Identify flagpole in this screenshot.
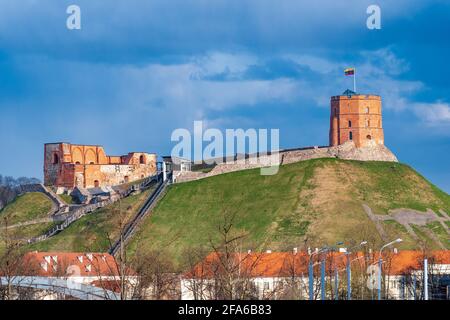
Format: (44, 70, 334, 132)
(353, 69, 357, 92)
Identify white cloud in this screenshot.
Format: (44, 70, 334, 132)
(413, 102, 450, 126)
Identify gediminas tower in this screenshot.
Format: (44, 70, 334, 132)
(329, 89, 384, 148)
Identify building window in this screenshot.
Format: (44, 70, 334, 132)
(348, 120, 352, 128)
(139, 155, 145, 164)
(264, 282, 270, 290)
(349, 131, 353, 140)
(75, 161, 81, 165)
(53, 153, 59, 164)
(94, 180, 100, 188)
(124, 176, 129, 183)
(365, 107, 369, 114)
(89, 162, 95, 165)
(367, 135, 372, 140)
(334, 108, 337, 116)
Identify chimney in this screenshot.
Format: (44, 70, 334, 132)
(339, 248, 347, 253)
(247, 250, 252, 254)
(44, 256, 51, 264)
(86, 264, 92, 272)
(52, 256, 58, 263)
(293, 247, 298, 255)
(86, 253, 93, 261)
(77, 255, 83, 263)
(266, 250, 272, 254)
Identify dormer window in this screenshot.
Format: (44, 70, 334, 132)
(40, 262, 48, 272)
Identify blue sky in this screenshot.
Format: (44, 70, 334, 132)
(0, 0, 449, 192)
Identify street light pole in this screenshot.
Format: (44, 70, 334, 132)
(308, 259, 314, 301)
(424, 258, 429, 300)
(345, 241, 367, 300)
(321, 259, 326, 300)
(378, 238, 402, 300)
(346, 253, 351, 300)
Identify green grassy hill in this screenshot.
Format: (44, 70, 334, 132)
(0, 192, 55, 243)
(126, 158, 449, 265)
(28, 188, 154, 252)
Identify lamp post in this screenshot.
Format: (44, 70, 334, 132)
(308, 243, 342, 301)
(309, 247, 327, 300)
(346, 241, 367, 300)
(378, 238, 402, 300)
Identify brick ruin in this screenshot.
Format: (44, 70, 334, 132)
(44, 143, 157, 189)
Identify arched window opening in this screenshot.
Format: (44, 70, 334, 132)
(75, 161, 81, 165)
(124, 176, 129, 183)
(89, 162, 95, 165)
(367, 135, 372, 140)
(365, 107, 369, 114)
(53, 153, 59, 164)
(349, 131, 353, 140)
(139, 155, 145, 164)
(94, 180, 100, 188)
(348, 120, 352, 128)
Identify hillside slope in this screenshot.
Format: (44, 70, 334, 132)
(0, 192, 55, 246)
(27, 188, 155, 252)
(127, 158, 449, 264)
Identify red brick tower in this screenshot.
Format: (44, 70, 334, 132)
(329, 90, 384, 148)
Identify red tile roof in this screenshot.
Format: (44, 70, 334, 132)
(17, 252, 121, 277)
(184, 250, 450, 278)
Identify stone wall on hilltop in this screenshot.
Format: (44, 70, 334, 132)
(173, 141, 398, 183)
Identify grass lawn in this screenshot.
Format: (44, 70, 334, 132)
(28, 188, 154, 252)
(59, 194, 74, 205)
(0, 192, 53, 225)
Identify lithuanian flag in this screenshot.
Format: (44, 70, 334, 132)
(344, 68, 355, 76)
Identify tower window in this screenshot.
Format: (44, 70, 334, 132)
(53, 153, 59, 164)
(349, 131, 353, 140)
(367, 135, 372, 140)
(139, 155, 145, 164)
(334, 108, 337, 116)
(348, 120, 352, 128)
